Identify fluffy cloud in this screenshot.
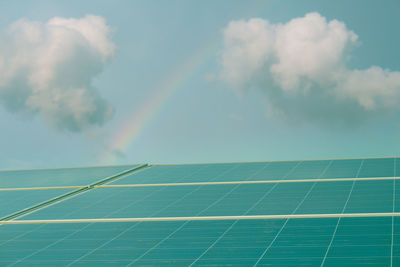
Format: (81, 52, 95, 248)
(220, 13, 400, 124)
(0, 15, 114, 132)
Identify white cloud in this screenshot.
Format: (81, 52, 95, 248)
(220, 12, 400, 124)
(337, 66, 400, 110)
(221, 18, 274, 89)
(271, 13, 357, 92)
(0, 15, 115, 132)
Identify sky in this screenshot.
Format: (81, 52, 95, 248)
(0, 0, 400, 169)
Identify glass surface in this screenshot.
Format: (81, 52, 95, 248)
(20, 180, 394, 220)
(0, 165, 138, 188)
(112, 158, 396, 185)
(0, 189, 72, 218)
(0, 217, 396, 266)
(0, 158, 398, 266)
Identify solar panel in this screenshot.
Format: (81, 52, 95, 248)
(15, 180, 392, 220)
(357, 158, 395, 178)
(0, 165, 139, 188)
(110, 158, 395, 185)
(0, 189, 71, 218)
(0, 157, 399, 266)
(0, 218, 398, 265)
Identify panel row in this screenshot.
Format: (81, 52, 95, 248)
(0, 189, 72, 219)
(112, 158, 397, 185)
(0, 217, 398, 266)
(0, 165, 139, 219)
(0, 159, 396, 188)
(19, 180, 399, 220)
(0, 165, 138, 188)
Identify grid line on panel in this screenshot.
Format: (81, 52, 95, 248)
(1, 176, 399, 192)
(280, 161, 303, 179)
(66, 163, 244, 266)
(253, 160, 332, 266)
(2, 212, 400, 225)
(2, 158, 397, 265)
(187, 162, 286, 266)
(391, 157, 396, 267)
(0, 165, 145, 191)
(0, 158, 400, 265)
(0, 178, 162, 248)
(10, 164, 205, 266)
(126, 188, 238, 265)
(0, 164, 149, 222)
(0, 190, 43, 211)
(188, 160, 306, 266)
(8, 184, 166, 266)
(0, 187, 91, 222)
(125, 162, 279, 266)
(87, 164, 150, 187)
(187, 188, 277, 266)
(320, 181, 356, 265)
(254, 182, 317, 266)
(5, 165, 152, 266)
(320, 159, 364, 266)
(95, 176, 400, 188)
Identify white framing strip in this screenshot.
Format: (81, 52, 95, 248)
(1, 176, 399, 191)
(97, 177, 400, 188)
(1, 212, 400, 224)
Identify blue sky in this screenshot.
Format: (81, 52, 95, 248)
(0, 0, 400, 169)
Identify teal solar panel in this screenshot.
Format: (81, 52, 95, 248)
(19, 179, 395, 220)
(111, 158, 396, 185)
(357, 158, 395, 178)
(320, 159, 363, 178)
(0, 218, 398, 266)
(0, 157, 398, 266)
(396, 180, 400, 212)
(0, 165, 138, 188)
(0, 189, 71, 218)
(111, 163, 248, 185)
(284, 160, 331, 179)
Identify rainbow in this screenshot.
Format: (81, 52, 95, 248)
(102, 41, 218, 163)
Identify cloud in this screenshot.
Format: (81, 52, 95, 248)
(0, 15, 115, 132)
(220, 12, 400, 125)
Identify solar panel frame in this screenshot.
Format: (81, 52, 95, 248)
(0, 217, 397, 266)
(15, 179, 394, 220)
(0, 189, 72, 219)
(110, 158, 397, 185)
(0, 157, 398, 266)
(0, 164, 140, 189)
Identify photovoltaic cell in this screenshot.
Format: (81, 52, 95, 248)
(0, 157, 398, 266)
(357, 158, 395, 178)
(0, 189, 71, 218)
(320, 159, 363, 178)
(0, 165, 138, 188)
(19, 179, 395, 220)
(0, 217, 398, 266)
(111, 163, 249, 185)
(396, 180, 400, 212)
(111, 158, 396, 185)
(284, 160, 331, 179)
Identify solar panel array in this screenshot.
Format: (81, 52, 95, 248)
(0, 158, 399, 266)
